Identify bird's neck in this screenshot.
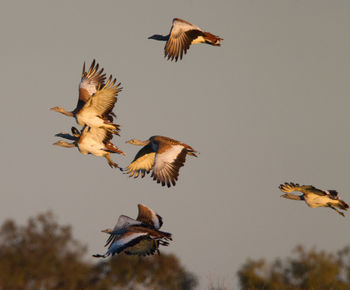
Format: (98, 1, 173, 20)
(56, 141, 76, 148)
(284, 193, 302, 200)
(133, 139, 150, 146)
(55, 107, 74, 117)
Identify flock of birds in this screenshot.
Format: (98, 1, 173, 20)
(51, 18, 348, 258)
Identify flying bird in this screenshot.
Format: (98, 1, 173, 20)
(50, 60, 121, 134)
(93, 204, 171, 258)
(279, 182, 349, 217)
(148, 18, 223, 61)
(123, 136, 198, 187)
(53, 126, 125, 168)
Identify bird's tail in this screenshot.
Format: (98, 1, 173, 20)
(336, 200, 349, 210)
(105, 142, 125, 155)
(203, 32, 223, 46)
(158, 230, 172, 241)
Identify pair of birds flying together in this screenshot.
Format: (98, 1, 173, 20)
(280, 182, 349, 217)
(51, 59, 198, 187)
(51, 60, 124, 168)
(93, 204, 172, 258)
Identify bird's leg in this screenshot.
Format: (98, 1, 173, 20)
(104, 154, 119, 169)
(328, 204, 345, 217)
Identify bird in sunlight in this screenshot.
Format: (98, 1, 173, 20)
(50, 60, 121, 134)
(148, 18, 223, 62)
(279, 182, 349, 217)
(53, 126, 125, 168)
(93, 204, 172, 258)
(123, 136, 198, 187)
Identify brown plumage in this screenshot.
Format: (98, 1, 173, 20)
(123, 136, 198, 187)
(53, 126, 125, 168)
(279, 182, 349, 217)
(148, 18, 223, 61)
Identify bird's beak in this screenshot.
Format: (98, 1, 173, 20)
(101, 229, 110, 233)
(280, 194, 287, 198)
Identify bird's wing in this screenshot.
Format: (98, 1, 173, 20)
(107, 232, 149, 255)
(279, 182, 326, 196)
(124, 238, 159, 256)
(104, 215, 142, 247)
(82, 76, 121, 117)
(165, 18, 204, 61)
(152, 144, 187, 187)
(79, 60, 106, 102)
(114, 215, 141, 230)
(124, 144, 156, 178)
(81, 126, 112, 144)
(136, 204, 163, 229)
(74, 60, 106, 114)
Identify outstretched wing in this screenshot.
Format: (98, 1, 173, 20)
(279, 182, 327, 196)
(104, 215, 142, 248)
(136, 204, 163, 229)
(124, 144, 156, 178)
(75, 60, 106, 112)
(82, 76, 121, 117)
(165, 18, 204, 61)
(152, 143, 187, 187)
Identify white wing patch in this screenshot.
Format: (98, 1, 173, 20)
(107, 232, 148, 255)
(172, 19, 202, 36)
(80, 79, 98, 96)
(114, 215, 142, 230)
(154, 145, 184, 171)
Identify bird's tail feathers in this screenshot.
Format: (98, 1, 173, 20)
(337, 200, 349, 210)
(203, 32, 223, 46)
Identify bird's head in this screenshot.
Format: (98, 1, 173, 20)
(50, 106, 64, 113)
(52, 140, 75, 148)
(148, 34, 167, 41)
(53, 140, 66, 146)
(101, 228, 113, 234)
(126, 138, 148, 146)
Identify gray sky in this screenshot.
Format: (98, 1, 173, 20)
(1, 0, 350, 288)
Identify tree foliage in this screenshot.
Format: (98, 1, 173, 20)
(237, 245, 350, 290)
(0, 212, 197, 290)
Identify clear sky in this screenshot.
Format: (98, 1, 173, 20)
(1, 0, 350, 288)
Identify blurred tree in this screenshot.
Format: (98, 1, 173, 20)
(237, 245, 350, 290)
(91, 254, 197, 290)
(0, 212, 197, 290)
